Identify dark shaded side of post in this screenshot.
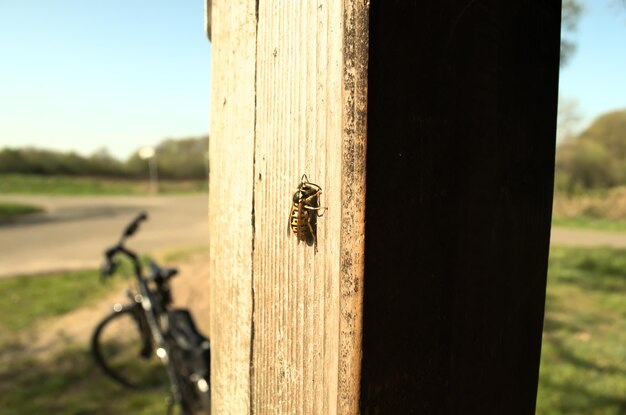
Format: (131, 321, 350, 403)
(360, 1, 561, 414)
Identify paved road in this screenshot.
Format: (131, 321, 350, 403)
(0, 195, 209, 278)
(2, 194, 624, 278)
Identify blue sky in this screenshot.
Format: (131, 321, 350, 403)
(0, 1, 211, 159)
(0, 1, 623, 160)
(559, 0, 626, 133)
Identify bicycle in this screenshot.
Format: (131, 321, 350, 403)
(91, 212, 211, 414)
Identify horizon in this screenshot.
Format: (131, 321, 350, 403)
(0, 1, 211, 160)
(1, 0, 624, 160)
(0, 133, 209, 162)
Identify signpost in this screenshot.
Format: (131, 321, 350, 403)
(138, 146, 158, 194)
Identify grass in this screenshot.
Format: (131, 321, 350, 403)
(552, 216, 626, 232)
(537, 246, 626, 414)
(0, 344, 167, 415)
(0, 269, 114, 333)
(0, 173, 207, 195)
(3, 245, 625, 414)
(0, 265, 170, 414)
(0, 201, 43, 221)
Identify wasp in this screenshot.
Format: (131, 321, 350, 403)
(289, 174, 327, 249)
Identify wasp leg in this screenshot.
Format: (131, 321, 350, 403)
(302, 190, 326, 216)
(303, 190, 321, 200)
(303, 206, 328, 216)
(304, 205, 327, 217)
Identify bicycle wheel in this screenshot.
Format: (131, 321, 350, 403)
(91, 304, 168, 389)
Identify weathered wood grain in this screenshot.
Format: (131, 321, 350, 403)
(207, 0, 257, 413)
(208, 1, 368, 414)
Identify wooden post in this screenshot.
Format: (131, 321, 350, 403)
(207, 0, 257, 411)
(208, 1, 368, 413)
(208, 1, 560, 414)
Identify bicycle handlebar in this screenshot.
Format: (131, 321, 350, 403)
(101, 212, 148, 278)
(122, 212, 148, 239)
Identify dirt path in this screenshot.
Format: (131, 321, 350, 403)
(0, 194, 213, 365)
(5, 194, 626, 362)
(550, 227, 626, 248)
(12, 223, 626, 366)
(23, 251, 211, 361)
(0, 195, 209, 278)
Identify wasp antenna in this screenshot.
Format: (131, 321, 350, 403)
(301, 174, 309, 183)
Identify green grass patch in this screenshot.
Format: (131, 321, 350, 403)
(0, 174, 206, 195)
(0, 269, 117, 333)
(0, 201, 43, 220)
(0, 345, 167, 415)
(537, 246, 626, 414)
(0, 262, 173, 414)
(552, 216, 626, 232)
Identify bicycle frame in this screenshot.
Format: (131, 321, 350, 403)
(109, 245, 186, 409)
(98, 213, 209, 414)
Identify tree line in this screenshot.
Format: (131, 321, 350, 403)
(0, 136, 209, 180)
(556, 110, 626, 194)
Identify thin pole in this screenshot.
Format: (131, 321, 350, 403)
(148, 156, 159, 194)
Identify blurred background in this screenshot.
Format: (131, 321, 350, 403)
(539, 2, 626, 414)
(0, 2, 213, 414)
(1, 0, 625, 414)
